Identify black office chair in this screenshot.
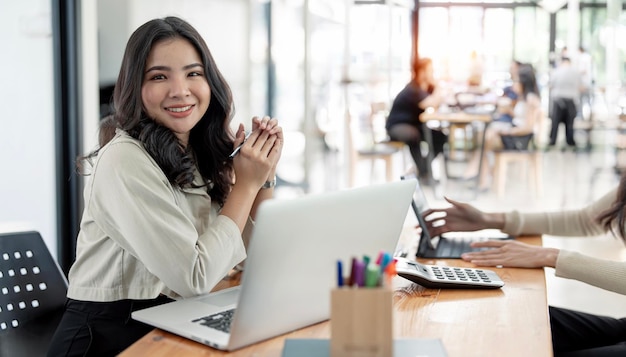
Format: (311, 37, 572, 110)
(0, 231, 68, 357)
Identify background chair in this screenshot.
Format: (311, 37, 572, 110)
(347, 102, 409, 186)
(492, 133, 543, 198)
(368, 101, 410, 167)
(0, 231, 68, 357)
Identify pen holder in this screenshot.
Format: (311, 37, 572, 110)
(330, 288, 393, 357)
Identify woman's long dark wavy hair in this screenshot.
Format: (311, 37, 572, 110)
(596, 173, 626, 242)
(79, 17, 235, 206)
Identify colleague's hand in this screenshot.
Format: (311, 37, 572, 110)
(461, 240, 559, 269)
(422, 197, 500, 237)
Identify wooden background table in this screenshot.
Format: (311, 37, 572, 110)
(420, 110, 493, 196)
(120, 235, 551, 357)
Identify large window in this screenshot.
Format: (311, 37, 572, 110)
(419, 3, 550, 89)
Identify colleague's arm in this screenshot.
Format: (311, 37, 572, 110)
(423, 187, 615, 238)
(462, 240, 559, 268)
(502, 188, 615, 236)
(462, 240, 626, 295)
(422, 197, 505, 237)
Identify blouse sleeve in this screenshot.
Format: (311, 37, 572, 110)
(87, 141, 246, 298)
(502, 188, 616, 237)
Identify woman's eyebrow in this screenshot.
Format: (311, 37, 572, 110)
(145, 63, 202, 73)
(184, 63, 203, 70)
(145, 65, 170, 73)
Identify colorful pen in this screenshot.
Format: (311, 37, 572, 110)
(229, 131, 253, 158)
(354, 260, 366, 287)
(363, 255, 371, 267)
(348, 257, 357, 286)
(337, 260, 344, 287)
(379, 252, 392, 274)
(365, 263, 380, 287)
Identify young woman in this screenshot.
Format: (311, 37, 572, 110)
(421, 178, 626, 355)
(466, 64, 541, 188)
(47, 16, 283, 356)
(386, 57, 448, 180)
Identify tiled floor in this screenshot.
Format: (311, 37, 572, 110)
(275, 123, 626, 318)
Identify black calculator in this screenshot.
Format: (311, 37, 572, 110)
(395, 257, 504, 289)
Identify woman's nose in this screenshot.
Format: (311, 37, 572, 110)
(169, 76, 191, 97)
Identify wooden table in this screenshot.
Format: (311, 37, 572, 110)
(120, 236, 551, 357)
(420, 110, 493, 196)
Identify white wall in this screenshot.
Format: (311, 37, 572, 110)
(0, 0, 57, 255)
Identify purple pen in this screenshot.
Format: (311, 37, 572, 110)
(354, 260, 366, 287)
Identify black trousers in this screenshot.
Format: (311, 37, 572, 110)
(387, 123, 447, 177)
(47, 295, 173, 357)
(549, 98, 577, 146)
(551, 306, 626, 356)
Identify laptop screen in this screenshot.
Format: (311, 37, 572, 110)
(400, 174, 436, 250)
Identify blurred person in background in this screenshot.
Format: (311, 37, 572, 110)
(465, 64, 541, 189)
(386, 57, 448, 181)
(548, 56, 582, 150)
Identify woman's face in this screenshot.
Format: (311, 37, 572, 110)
(141, 38, 211, 146)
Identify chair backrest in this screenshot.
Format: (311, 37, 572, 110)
(0, 231, 68, 357)
(368, 101, 391, 143)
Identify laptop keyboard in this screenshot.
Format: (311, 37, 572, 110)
(436, 237, 488, 257)
(192, 308, 235, 333)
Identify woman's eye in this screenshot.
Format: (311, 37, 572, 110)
(189, 71, 203, 77)
(150, 74, 166, 80)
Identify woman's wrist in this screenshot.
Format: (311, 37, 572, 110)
(543, 248, 560, 268)
(484, 212, 506, 230)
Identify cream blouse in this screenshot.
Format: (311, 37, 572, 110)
(67, 131, 250, 301)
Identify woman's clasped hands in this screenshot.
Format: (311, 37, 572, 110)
(231, 116, 283, 189)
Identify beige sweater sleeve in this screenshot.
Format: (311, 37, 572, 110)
(503, 187, 626, 294)
(502, 188, 616, 237)
(556, 251, 626, 295)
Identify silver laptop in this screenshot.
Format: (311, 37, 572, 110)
(132, 179, 416, 351)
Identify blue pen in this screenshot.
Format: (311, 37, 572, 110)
(337, 260, 344, 287)
(229, 131, 253, 158)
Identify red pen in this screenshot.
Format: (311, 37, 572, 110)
(348, 257, 357, 286)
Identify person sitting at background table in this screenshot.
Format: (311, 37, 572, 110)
(464, 64, 541, 189)
(47, 16, 283, 356)
(386, 57, 448, 181)
(421, 178, 626, 356)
